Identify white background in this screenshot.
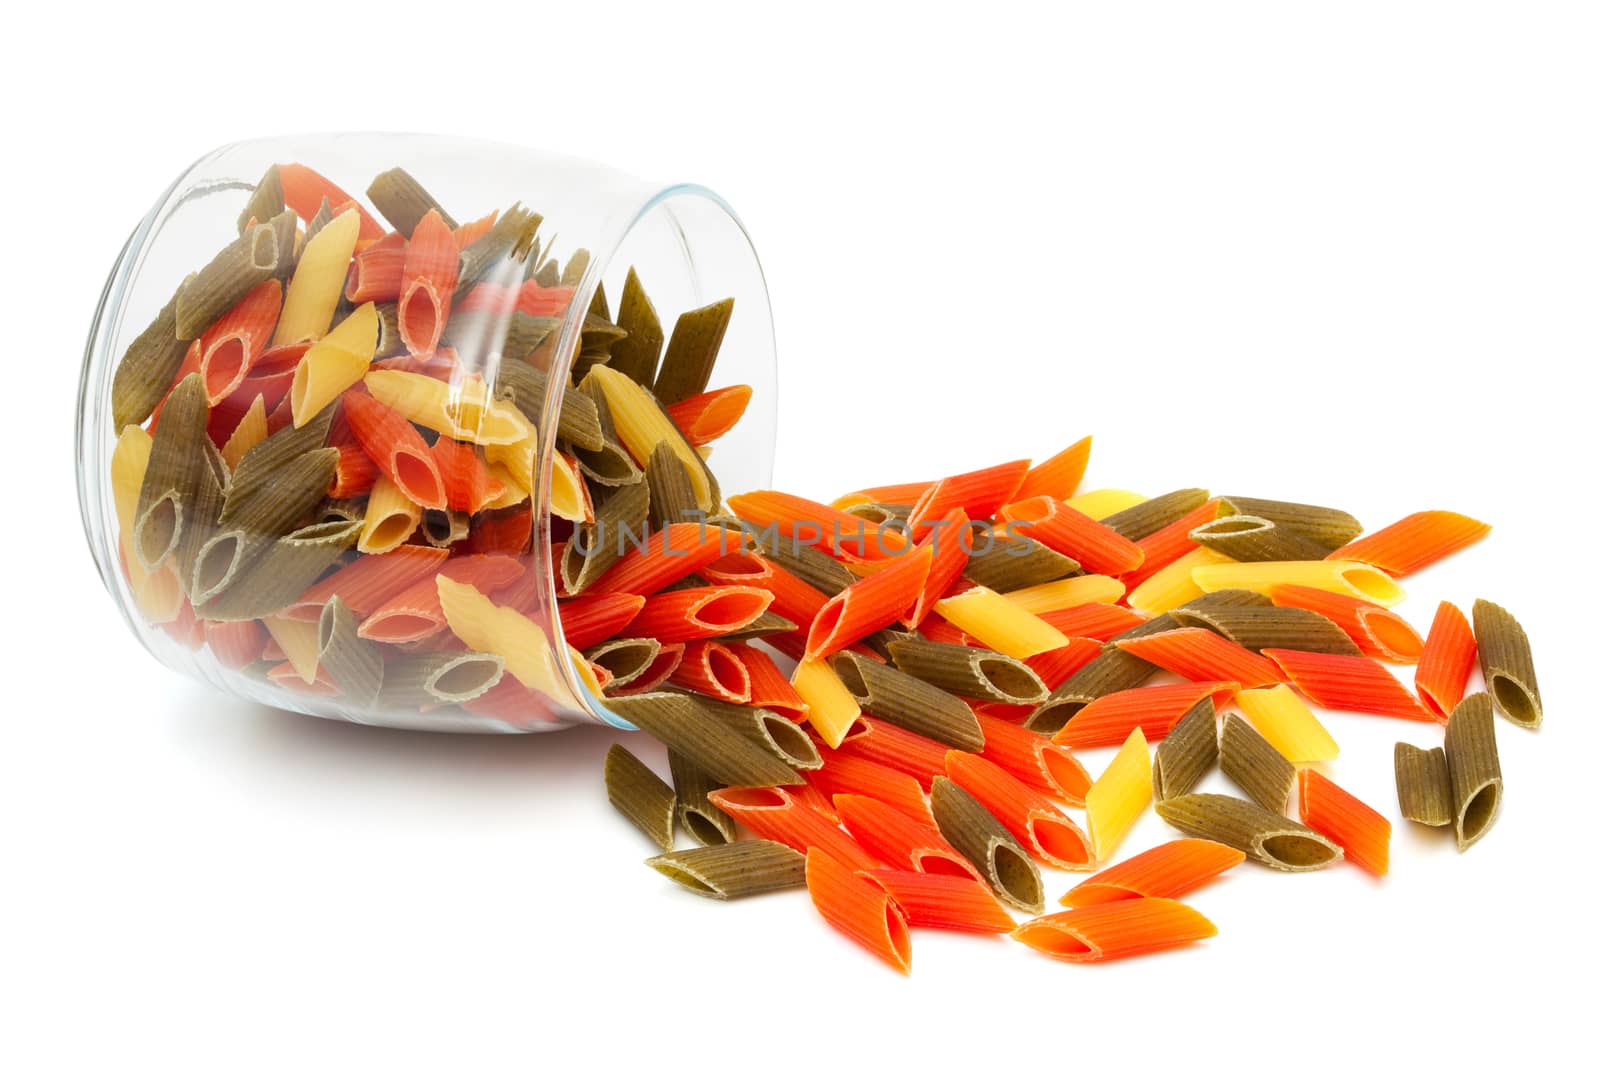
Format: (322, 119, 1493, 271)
(4, 2, 1597, 1063)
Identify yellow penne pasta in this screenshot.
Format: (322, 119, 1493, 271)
(1127, 546, 1231, 615)
(291, 302, 378, 427)
(1191, 560, 1405, 608)
(364, 369, 529, 446)
(263, 615, 321, 685)
(585, 365, 713, 510)
(358, 475, 421, 554)
(549, 453, 589, 522)
(481, 405, 538, 493)
(1003, 574, 1125, 615)
(790, 658, 861, 749)
(110, 426, 182, 623)
(220, 394, 268, 471)
(1233, 684, 1339, 763)
(436, 575, 563, 696)
(1085, 726, 1151, 863)
(482, 462, 530, 509)
(569, 645, 608, 701)
(934, 586, 1069, 659)
(274, 209, 360, 345)
(1064, 488, 1146, 519)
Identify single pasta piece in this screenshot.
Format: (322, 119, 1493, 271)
(666, 384, 753, 447)
(973, 713, 1092, 805)
(1053, 682, 1238, 749)
(1394, 743, 1453, 827)
(807, 751, 929, 826)
(863, 869, 1015, 933)
(804, 848, 912, 974)
(587, 365, 716, 511)
(1013, 435, 1092, 502)
(944, 751, 1094, 871)
(1261, 648, 1435, 723)
(363, 369, 527, 446)
(1101, 488, 1212, 541)
(654, 297, 735, 406)
(806, 545, 933, 659)
(276, 163, 383, 242)
(1190, 559, 1405, 608)
(198, 280, 282, 405)
(1414, 601, 1477, 721)
(274, 209, 361, 346)
(1218, 713, 1297, 814)
(397, 210, 459, 358)
(831, 651, 983, 751)
(588, 523, 747, 597)
(1038, 602, 1148, 642)
(1213, 495, 1362, 551)
(1003, 574, 1125, 615)
(430, 435, 505, 515)
(961, 530, 1079, 593)
(1188, 514, 1331, 563)
(290, 301, 378, 427)
(1120, 498, 1224, 591)
(1064, 488, 1147, 520)
(219, 394, 269, 471)
(998, 495, 1144, 575)
(906, 459, 1031, 534)
(929, 776, 1046, 914)
(341, 388, 447, 510)
(1167, 590, 1360, 656)
(902, 506, 973, 628)
(645, 840, 805, 900)
(344, 231, 406, 302)
(1444, 694, 1503, 850)
(1084, 727, 1152, 863)
(834, 794, 981, 880)
(590, 639, 664, 694)
(1269, 585, 1423, 663)
(1472, 599, 1542, 728)
(1151, 697, 1219, 802)
(1298, 769, 1390, 876)
(698, 702, 822, 771)
(1012, 899, 1217, 964)
(1156, 793, 1342, 872)
(830, 481, 935, 510)
(667, 749, 737, 846)
(603, 693, 802, 787)
(837, 715, 952, 787)
(1327, 510, 1491, 576)
(710, 787, 876, 870)
(701, 552, 829, 629)
(357, 475, 421, 554)
(759, 539, 857, 597)
(316, 596, 384, 707)
(604, 744, 677, 851)
(884, 639, 1049, 704)
(790, 658, 863, 748)
(1116, 626, 1287, 689)
(1126, 546, 1233, 615)
(932, 585, 1069, 660)
(1061, 839, 1245, 907)
(366, 166, 456, 235)
(671, 641, 754, 703)
(1233, 685, 1339, 763)
(557, 593, 647, 650)
(620, 586, 775, 643)
(379, 651, 505, 706)
(329, 443, 379, 499)
(729, 645, 809, 719)
(109, 427, 182, 623)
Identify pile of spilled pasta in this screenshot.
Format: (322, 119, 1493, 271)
(107, 163, 1541, 973)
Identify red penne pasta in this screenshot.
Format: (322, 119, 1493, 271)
(267, 661, 340, 695)
(452, 210, 497, 250)
(670, 640, 753, 702)
(805, 848, 912, 974)
(710, 786, 878, 871)
(728, 644, 809, 718)
(1298, 769, 1390, 876)
(1116, 627, 1287, 688)
(468, 506, 533, 555)
(587, 523, 747, 596)
(806, 750, 930, 826)
(328, 442, 380, 499)
(1118, 499, 1223, 592)
(863, 869, 1015, 933)
(282, 545, 450, 622)
(1414, 601, 1477, 720)
(1270, 585, 1424, 663)
(907, 459, 1030, 534)
(344, 230, 407, 302)
(836, 715, 953, 788)
(462, 676, 559, 728)
(917, 614, 982, 649)
(608, 642, 686, 697)
(901, 508, 972, 628)
(999, 495, 1144, 575)
(1026, 640, 1105, 688)
(452, 282, 516, 317)
(1262, 648, 1436, 722)
(1012, 898, 1217, 963)
(700, 552, 829, 628)
(341, 388, 447, 509)
(202, 619, 267, 671)
(726, 490, 909, 564)
(944, 751, 1094, 871)
(783, 782, 842, 825)
(619, 586, 775, 643)
(431, 435, 505, 514)
(397, 210, 458, 358)
(834, 794, 981, 880)
(1052, 682, 1238, 749)
(198, 280, 282, 405)
(358, 555, 524, 644)
(665, 384, 754, 448)
(805, 545, 933, 659)
(1327, 510, 1491, 576)
(276, 163, 384, 242)
(974, 712, 1093, 804)
(1061, 839, 1246, 907)
(830, 481, 934, 510)
(250, 341, 312, 378)
(1039, 602, 1149, 642)
(557, 593, 647, 650)
(1012, 435, 1092, 503)
(517, 281, 575, 318)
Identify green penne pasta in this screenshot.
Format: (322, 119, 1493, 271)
(667, 749, 738, 846)
(493, 359, 604, 451)
(961, 531, 1079, 593)
(530, 255, 558, 287)
(1472, 599, 1542, 728)
(172, 440, 229, 595)
(380, 651, 505, 705)
(605, 744, 677, 851)
(219, 446, 339, 537)
(573, 376, 646, 487)
(722, 611, 798, 642)
(175, 209, 293, 339)
(193, 518, 361, 621)
(645, 840, 806, 900)
(132, 374, 211, 571)
(602, 693, 804, 787)
(1153, 696, 1219, 802)
(1394, 743, 1452, 827)
(1101, 488, 1211, 541)
(929, 776, 1046, 913)
(373, 302, 403, 358)
(587, 638, 663, 692)
(561, 478, 650, 595)
(843, 501, 913, 525)
(1099, 612, 1185, 648)
(1219, 713, 1296, 814)
(758, 539, 856, 597)
(884, 638, 1049, 705)
(111, 286, 191, 429)
(366, 166, 456, 236)
(560, 248, 591, 287)
(317, 595, 385, 707)
(456, 204, 541, 291)
(606, 267, 666, 386)
(695, 697, 823, 771)
(1156, 793, 1342, 872)
(1026, 617, 1180, 733)
(227, 405, 335, 508)
(1189, 515, 1330, 562)
(832, 650, 984, 751)
(422, 508, 469, 549)
(1445, 693, 1503, 850)
(236, 164, 284, 234)
(317, 497, 367, 525)
(1214, 495, 1362, 552)
(303, 197, 335, 248)
(646, 442, 703, 526)
(1168, 596, 1359, 656)
(580, 314, 627, 359)
(653, 297, 735, 406)
(588, 280, 610, 322)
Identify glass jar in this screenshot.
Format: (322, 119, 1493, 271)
(76, 133, 776, 733)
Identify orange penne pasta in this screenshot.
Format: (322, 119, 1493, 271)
(901, 507, 972, 629)
(944, 751, 1094, 871)
(1116, 627, 1287, 688)
(608, 641, 686, 697)
(430, 435, 505, 514)
(344, 230, 407, 302)
(620, 586, 774, 643)
(282, 544, 450, 622)
(700, 552, 829, 628)
(805, 848, 912, 974)
(1262, 648, 1436, 722)
(358, 554, 524, 644)
(1038, 602, 1149, 642)
(556, 593, 647, 650)
(1013, 435, 1092, 503)
(276, 162, 384, 242)
(834, 794, 981, 880)
(587, 523, 747, 596)
(729, 644, 809, 718)
(1298, 769, 1390, 876)
(1012, 898, 1216, 963)
(666, 384, 753, 447)
(806, 750, 930, 826)
(397, 210, 458, 358)
(452, 210, 498, 249)
(999, 495, 1144, 575)
(805, 545, 933, 659)
(1270, 585, 1424, 663)
(515, 280, 575, 317)
(1119, 498, 1224, 591)
(862, 869, 1015, 933)
(341, 388, 447, 510)
(198, 280, 281, 405)
(1061, 839, 1246, 907)
(907, 459, 1030, 534)
(710, 786, 878, 871)
(837, 715, 953, 788)
(1053, 682, 1238, 749)
(830, 481, 935, 510)
(202, 619, 267, 671)
(1327, 510, 1490, 576)
(670, 640, 753, 702)
(727, 490, 909, 563)
(974, 712, 1092, 804)
(1415, 601, 1477, 720)
(328, 442, 380, 499)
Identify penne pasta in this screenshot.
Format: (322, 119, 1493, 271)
(807, 751, 930, 826)
(696, 698, 823, 771)
(1269, 585, 1423, 663)
(1126, 546, 1232, 616)
(558, 593, 647, 650)
(560, 479, 650, 596)
(665, 384, 753, 448)
(1191, 559, 1405, 608)
(1444, 693, 1503, 850)
(588, 639, 663, 693)
(276, 163, 383, 241)
(133, 374, 211, 571)
(396, 210, 459, 358)
(973, 712, 1092, 804)
(587, 523, 747, 597)
(197, 279, 282, 405)
(1232, 684, 1339, 763)
(1053, 682, 1237, 749)
(365, 166, 456, 236)
(1156, 793, 1342, 872)
(1394, 742, 1453, 827)
(437, 574, 565, 699)
(357, 475, 421, 554)
(379, 650, 505, 705)
(112, 289, 191, 430)
(605, 744, 677, 851)
(1024, 622, 1177, 734)
(1065, 488, 1147, 520)
(804, 848, 912, 974)
(262, 614, 321, 686)
(1151, 696, 1219, 803)
(833, 793, 980, 880)
(237, 164, 284, 234)
(1011, 899, 1217, 964)
(645, 441, 701, 526)
(1218, 713, 1296, 814)
(1298, 769, 1389, 876)
(1002, 574, 1125, 616)
(885, 638, 1049, 705)
(607, 641, 685, 697)
(340, 388, 446, 510)
(606, 267, 666, 385)
(620, 585, 774, 643)
(1169, 593, 1361, 656)
(709, 786, 875, 870)
(1472, 599, 1542, 728)
(944, 751, 1094, 871)
(273, 208, 360, 346)
(1116, 626, 1287, 689)
(901, 506, 973, 629)
(758, 538, 858, 597)
(928, 776, 1045, 914)
(1101, 488, 1211, 541)
(906, 459, 1031, 535)
(961, 530, 1079, 593)
(587, 365, 717, 512)
(289, 301, 378, 427)
(604, 693, 803, 787)
(931, 584, 1068, 659)
(862, 869, 1015, 933)
(1120, 498, 1224, 591)
(1328, 510, 1491, 576)
(700, 552, 829, 630)
(667, 749, 738, 847)
(838, 715, 954, 789)
(1213, 496, 1362, 552)
(670, 641, 753, 703)
(1415, 601, 1477, 721)
(1188, 514, 1330, 563)
(176, 213, 292, 341)
(1084, 727, 1152, 863)
(1262, 648, 1435, 722)
(790, 657, 863, 749)
(645, 840, 806, 900)
(1061, 839, 1245, 907)
(1013, 435, 1092, 503)
(999, 495, 1144, 575)
(831, 651, 983, 751)
(363, 369, 528, 446)
(807, 545, 933, 659)
(652, 297, 735, 406)
(315, 595, 385, 708)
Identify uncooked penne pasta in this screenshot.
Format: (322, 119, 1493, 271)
(1156, 793, 1342, 872)
(646, 442, 701, 526)
(1061, 839, 1245, 907)
(603, 693, 802, 787)
(237, 164, 284, 234)
(652, 297, 734, 406)
(1213, 495, 1362, 551)
(1151, 696, 1219, 803)
(862, 869, 1015, 933)
(605, 744, 677, 851)
(1025, 620, 1177, 734)
(696, 698, 823, 771)
(1014, 435, 1092, 503)
(831, 651, 983, 751)
(1002, 574, 1125, 615)
(667, 748, 737, 847)
(960, 531, 1079, 592)
(790, 657, 863, 749)
(1188, 515, 1330, 563)
(932, 584, 1068, 659)
(112, 289, 190, 430)
(1472, 599, 1542, 728)
(588, 638, 662, 693)
(1101, 488, 1211, 541)
(1054, 682, 1237, 749)
(606, 267, 666, 386)
(193, 519, 360, 621)
(1328, 510, 1491, 576)
(379, 650, 505, 705)
(929, 776, 1046, 914)
(1445, 693, 1503, 851)
(804, 848, 912, 974)
(1393, 742, 1453, 827)
(1415, 601, 1477, 721)
(290, 301, 378, 427)
(1219, 713, 1296, 814)
(358, 475, 422, 554)
(1298, 769, 1389, 876)
(1064, 488, 1147, 520)
(833, 793, 979, 880)
(945, 751, 1094, 871)
(560, 479, 650, 595)
(1116, 626, 1287, 689)
(1192, 559, 1405, 608)
(316, 596, 384, 708)
(363, 369, 527, 446)
(1126, 546, 1232, 615)
(1084, 727, 1152, 863)
(884, 639, 1049, 705)
(365, 166, 457, 236)
(177, 212, 293, 340)
(709, 787, 873, 870)
(274, 209, 360, 346)
(1233, 684, 1339, 763)
(1262, 648, 1434, 723)
(587, 365, 716, 511)
(1011, 898, 1217, 964)
(133, 374, 210, 571)
(1269, 585, 1423, 663)
(645, 840, 806, 900)
(1169, 595, 1360, 656)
